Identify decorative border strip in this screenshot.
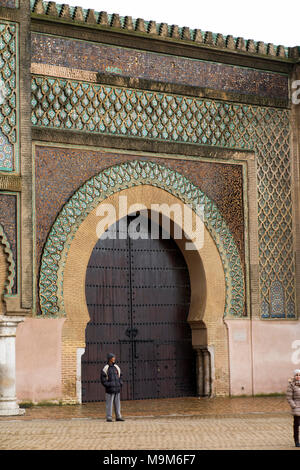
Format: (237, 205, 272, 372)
(0, 0, 18, 8)
(0, 174, 21, 191)
(0, 222, 15, 294)
(0, 19, 19, 172)
(31, 63, 98, 82)
(39, 160, 245, 318)
(30, 0, 299, 59)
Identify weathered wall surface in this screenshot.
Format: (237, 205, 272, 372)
(0, 1, 297, 401)
(15, 318, 65, 402)
(31, 32, 289, 102)
(226, 319, 300, 395)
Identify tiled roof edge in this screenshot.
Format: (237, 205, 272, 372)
(30, 0, 299, 60)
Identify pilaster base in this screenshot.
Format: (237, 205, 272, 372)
(0, 315, 25, 416)
(0, 407, 25, 416)
(0, 397, 25, 415)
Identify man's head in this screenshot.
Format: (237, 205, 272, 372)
(107, 353, 116, 364)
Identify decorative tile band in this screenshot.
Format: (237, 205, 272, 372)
(0, 20, 18, 172)
(31, 33, 289, 101)
(31, 63, 98, 83)
(39, 160, 245, 318)
(30, 75, 288, 149)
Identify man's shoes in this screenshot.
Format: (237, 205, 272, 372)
(106, 418, 113, 422)
(296, 442, 300, 447)
(116, 417, 125, 421)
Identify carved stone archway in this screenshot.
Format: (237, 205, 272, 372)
(38, 160, 245, 401)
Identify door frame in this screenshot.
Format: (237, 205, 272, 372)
(60, 183, 230, 401)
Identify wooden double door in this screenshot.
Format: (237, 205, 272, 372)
(81, 214, 196, 402)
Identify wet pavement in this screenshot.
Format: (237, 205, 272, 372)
(0, 395, 291, 421)
(0, 396, 298, 450)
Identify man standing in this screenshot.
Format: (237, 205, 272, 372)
(101, 353, 125, 422)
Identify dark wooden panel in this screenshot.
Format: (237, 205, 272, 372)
(82, 214, 196, 402)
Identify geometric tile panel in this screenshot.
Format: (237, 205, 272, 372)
(0, 129, 13, 171)
(39, 160, 245, 319)
(0, 20, 18, 171)
(269, 280, 285, 318)
(31, 76, 295, 318)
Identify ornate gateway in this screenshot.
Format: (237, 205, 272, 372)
(82, 215, 196, 401)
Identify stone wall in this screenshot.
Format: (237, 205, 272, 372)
(31, 33, 289, 102)
(3, 1, 299, 401)
(31, 72, 295, 319)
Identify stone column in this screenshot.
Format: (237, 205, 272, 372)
(202, 349, 211, 397)
(194, 347, 204, 397)
(194, 347, 211, 397)
(0, 316, 25, 415)
(76, 348, 85, 404)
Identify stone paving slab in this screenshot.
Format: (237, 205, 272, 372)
(0, 397, 297, 451)
(0, 414, 297, 450)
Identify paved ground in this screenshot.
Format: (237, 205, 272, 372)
(0, 397, 298, 450)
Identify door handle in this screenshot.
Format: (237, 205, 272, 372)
(125, 327, 131, 338)
(132, 327, 138, 338)
(125, 327, 139, 338)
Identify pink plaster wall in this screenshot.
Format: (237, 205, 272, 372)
(226, 319, 300, 396)
(15, 318, 65, 403)
(225, 319, 253, 395)
(251, 319, 300, 394)
(15, 316, 300, 401)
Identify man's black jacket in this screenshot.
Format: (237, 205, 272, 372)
(100, 363, 123, 394)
